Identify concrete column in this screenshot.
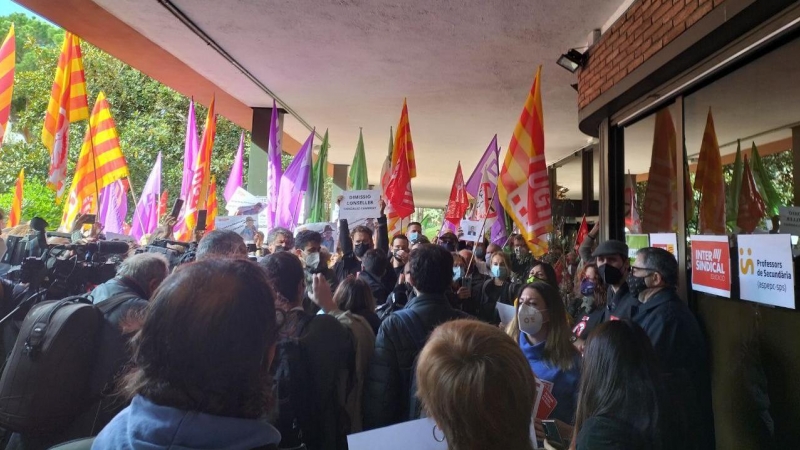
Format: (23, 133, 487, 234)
(329, 164, 349, 221)
(247, 107, 285, 196)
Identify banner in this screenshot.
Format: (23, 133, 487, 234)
(214, 215, 259, 243)
(458, 219, 482, 242)
(649, 233, 678, 260)
(295, 222, 338, 253)
(737, 234, 795, 309)
(339, 190, 382, 222)
(625, 234, 650, 264)
(690, 235, 731, 298)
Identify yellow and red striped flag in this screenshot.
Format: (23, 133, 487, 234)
(392, 99, 416, 178)
(694, 108, 726, 234)
(42, 31, 89, 201)
(206, 176, 218, 231)
(0, 25, 15, 149)
(60, 92, 129, 230)
(8, 168, 23, 227)
(176, 96, 216, 240)
(498, 66, 551, 257)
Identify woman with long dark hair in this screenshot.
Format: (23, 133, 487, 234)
(572, 320, 676, 450)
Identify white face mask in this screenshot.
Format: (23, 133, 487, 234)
(518, 303, 548, 336)
(304, 252, 320, 270)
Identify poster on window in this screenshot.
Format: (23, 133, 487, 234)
(625, 234, 650, 264)
(737, 234, 795, 309)
(690, 235, 731, 298)
(649, 233, 678, 260)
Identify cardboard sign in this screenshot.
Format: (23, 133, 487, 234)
(690, 235, 731, 298)
(625, 234, 650, 263)
(779, 206, 800, 236)
(339, 190, 382, 222)
(737, 234, 795, 309)
(649, 233, 678, 260)
(459, 219, 483, 242)
(215, 215, 259, 242)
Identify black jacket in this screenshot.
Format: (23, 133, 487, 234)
(333, 216, 390, 283)
(363, 293, 468, 429)
(478, 279, 521, 324)
(359, 271, 392, 306)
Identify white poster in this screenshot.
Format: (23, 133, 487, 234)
(649, 233, 678, 260)
(339, 190, 382, 222)
(737, 234, 795, 309)
(295, 222, 338, 253)
(779, 206, 800, 236)
(459, 219, 483, 242)
(224, 187, 259, 215)
(215, 215, 259, 243)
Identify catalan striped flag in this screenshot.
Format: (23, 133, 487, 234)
(206, 176, 218, 231)
(176, 96, 216, 240)
(8, 168, 23, 227)
(42, 32, 89, 201)
(498, 66, 551, 257)
(60, 92, 129, 230)
(0, 25, 15, 149)
(392, 99, 416, 178)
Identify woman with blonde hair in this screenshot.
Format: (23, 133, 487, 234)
(507, 281, 581, 445)
(416, 319, 536, 450)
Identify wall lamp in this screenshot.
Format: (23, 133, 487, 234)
(557, 49, 587, 73)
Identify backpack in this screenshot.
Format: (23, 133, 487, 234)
(272, 314, 316, 450)
(0, 292, 138, 434)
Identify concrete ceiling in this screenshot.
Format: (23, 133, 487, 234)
(90, 0, 627, 207)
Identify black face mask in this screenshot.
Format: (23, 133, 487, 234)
(598, 264, 623, 286)
(354, 243, 371, 258)
(273, 245, 287, 253)
(440, 242, 455, 252)
(627, 273, 650, 298)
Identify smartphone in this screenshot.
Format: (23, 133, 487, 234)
(196, 210, 208, 232)
(170, 198, 184, 219)
(542, 420, 564, 446)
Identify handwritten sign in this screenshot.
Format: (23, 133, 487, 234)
(779, 206, 800, 236)
(690, 235, 731, 298)
(737, 234, 795, 309)
(339, 190, 381, 222)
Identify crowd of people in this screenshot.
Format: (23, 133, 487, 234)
(0, 205, 716, 450)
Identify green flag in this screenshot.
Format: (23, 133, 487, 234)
(308, 129, 329, 223)
(725, 140, 743, 229)
(750, 142, 781, 217)
(349, 129, 368, 190)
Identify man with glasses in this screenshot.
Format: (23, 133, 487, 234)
(629, 246, 714, 449)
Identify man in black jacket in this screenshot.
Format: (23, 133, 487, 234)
(358, 249, 391, 305)
(363, 244, 469, 429)
(334, 200, 395, 290)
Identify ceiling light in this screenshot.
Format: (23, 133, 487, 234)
(557, 49, 587, 73)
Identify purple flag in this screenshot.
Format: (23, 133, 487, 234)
(266, 100, 283, 228)
(131, 152, 162, 240)
(465, 135, 499, 197)
(179, 100, 198, 201)
(275, 130, 314, 230)
(98, 180, 128, 234)
(223, 131, 245, 202)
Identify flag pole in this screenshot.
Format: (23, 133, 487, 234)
(126, 175, 146, 236)
(465, 182, 499, 276)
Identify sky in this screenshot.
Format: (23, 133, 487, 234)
(0, 0, 52, 23)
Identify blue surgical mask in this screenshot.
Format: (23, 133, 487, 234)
(491, 265, 508, 279)
(453, 267, 464, 281)
(409, 231, 419, 242)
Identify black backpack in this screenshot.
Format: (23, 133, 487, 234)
(272, 314, 316, 450)
(0, 292, 137, 434)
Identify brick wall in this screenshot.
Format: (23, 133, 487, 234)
(578, 0, 727, 109)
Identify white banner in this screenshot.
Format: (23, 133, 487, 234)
(215, 215, 259, 243)
(737, 234, 795, 309)
(459, 219, 483, 242)
(649, 233, 678, 260)
(339, 190, 382, 222)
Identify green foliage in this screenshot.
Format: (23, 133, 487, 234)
(0, 181, 62, 226)
(0, 14, 250, 225)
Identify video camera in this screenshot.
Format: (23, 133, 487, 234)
(136, 238, 197, 269)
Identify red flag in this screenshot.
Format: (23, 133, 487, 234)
(574, 216, 588, 252)
(158, 190, 168, 218)
(385, 131, 415, 218)
(444, 163, 469, 221)
(737, 156, 766, 233)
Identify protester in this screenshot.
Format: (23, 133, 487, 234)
(629, 247, 714, 450)
(510, 234, 534, 283)
(390, 234, 410, 275)
(266, 226, 294, 253)
(468, 239, 491, 276)
(294, 229, 338, 307)
(572, 320, 683, 450)
(416, 319, 537, 450)
(410, 234, 430, 249)
(92, 259, 282, 449)
(308, 275, 376, 432)
(569, 264, 608, 348)
(406, 221, 423, 244)
(378, 261, 413, 321)
(364, 244, 468, 429)
(506, 282, 581, 444)
(586, 238, 637, 335)
(437, 232, 459, 252)
(260, 252, 353, 449)
(335, 202, 391, 285)
(478, 251, 519, 324)
(450, 252, 482, 317)
(359, 249, 392, 306)
(529, 260, 559, 290)
(195, 229, 248, 260)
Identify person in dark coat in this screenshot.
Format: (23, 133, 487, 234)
(363, 244, 469, 429)
(358, 249, 392, 306)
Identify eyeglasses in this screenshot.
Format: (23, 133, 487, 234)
(631, 266, 657, 275)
